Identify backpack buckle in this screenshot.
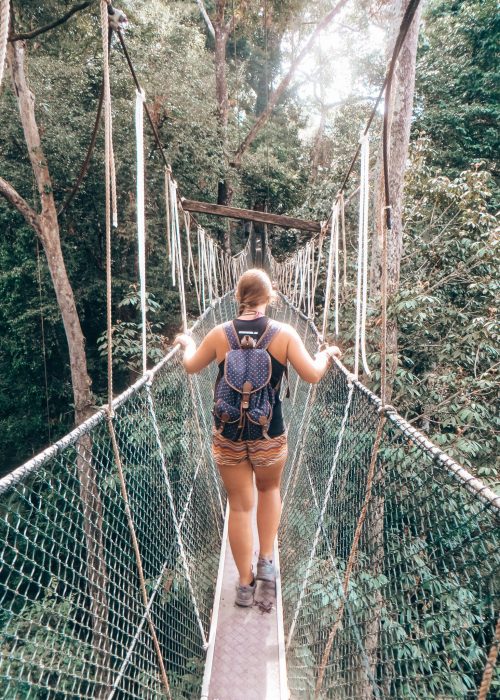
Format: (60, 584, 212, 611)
(241, 335, 256, 349)
(241, 381, 252, 409)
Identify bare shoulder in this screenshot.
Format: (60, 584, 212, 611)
(210, 324, 227, 341)
(275, 322, 299, 340)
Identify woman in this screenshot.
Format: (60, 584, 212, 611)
(175, 269, 340, 606)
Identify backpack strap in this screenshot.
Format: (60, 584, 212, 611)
(223, 321, 241, 350)
(256, 321, 281, 350)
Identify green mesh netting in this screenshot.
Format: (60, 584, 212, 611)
(277, 305, 500, 700)
(1, 293, 498, 699)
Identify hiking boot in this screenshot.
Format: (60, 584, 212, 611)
(256, 557, 276, 583)
(235, 578, 256, 607)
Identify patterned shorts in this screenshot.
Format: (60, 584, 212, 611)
(212, 431, 288, 469)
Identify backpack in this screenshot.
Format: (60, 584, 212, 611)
(213, 320, 282, 440)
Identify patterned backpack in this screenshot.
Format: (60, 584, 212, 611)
(213, 321, 281, 440)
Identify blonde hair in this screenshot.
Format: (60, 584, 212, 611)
(235, 269, 276, 315)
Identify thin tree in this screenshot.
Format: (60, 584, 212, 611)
(0, 31, 111, 695)
(195, 0, 247, 252)
(371, 0, 423, 391)
(196, 0, 349, 250)
(361, 1, 423, 695)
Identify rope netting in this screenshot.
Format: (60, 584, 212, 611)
(277, 306, 500, 700)
(0, 298, 235, 700)
(1, 293, 499, 699)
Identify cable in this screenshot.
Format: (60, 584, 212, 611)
(58, 80, 105, 216)
(101, 0, 114, 412)
(135, 89, 147, 375)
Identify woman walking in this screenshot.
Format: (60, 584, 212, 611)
(175, 269, 340, 606)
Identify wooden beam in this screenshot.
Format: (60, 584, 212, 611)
(181, 198, 322, 233)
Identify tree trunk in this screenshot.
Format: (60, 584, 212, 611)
(359, 3, 423, 696)
(214, 24, 229, 135)
(214, 24, 232, 250)
(5, 39, 111, 695)
(213, 5, 233, 251)
(370, 0, 423, 395)
(310, 109, 327, 185)
(7, 40, 92, 423)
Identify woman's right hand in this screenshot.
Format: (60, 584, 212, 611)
(174, 333, 195, 350)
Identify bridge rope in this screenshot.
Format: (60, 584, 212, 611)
(1, 292, 498, 698)
(1, 1, 499, 698)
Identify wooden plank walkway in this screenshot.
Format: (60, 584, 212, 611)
(201, 501, 288, 700)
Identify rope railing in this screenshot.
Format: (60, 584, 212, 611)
(0, 299, 231, 699)
(276, 301, 499, 700)
(1, 293, 498, 699)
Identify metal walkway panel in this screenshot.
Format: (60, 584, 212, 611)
(201, 503, 288, 700)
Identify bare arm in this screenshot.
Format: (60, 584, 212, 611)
(174, 328, 218, 374)
(286, 326, 340, 384)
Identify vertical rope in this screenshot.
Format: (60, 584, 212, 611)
(164, 169, 171, 264)
(333, 204, 340, 336)
(380, 207, 389, 407)
(135, 89, 147, 376)
(321, 200, 338, 340)
(340, 192, 347, 289)
(360, 136, 371, 376)
(311, 233, 324, 321)
(0, 0, 9, 89)
(101, 0, 114, 413)
(110, 111, 118, 229)
(354, 135, 371, 378)
(477, 613, 500, 700)
(183, 211, 192, 285)
(106, 413, 171, 698)
(170, 180, 188, 332)
(286, 383, 354, 650)
(353, 139, 364, 378)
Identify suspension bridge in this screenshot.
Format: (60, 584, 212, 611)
(0, 1, 499, 698)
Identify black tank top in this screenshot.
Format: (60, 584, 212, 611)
(217, 316, 286, 439)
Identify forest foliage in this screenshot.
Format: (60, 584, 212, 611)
(0, 0, 498, 485)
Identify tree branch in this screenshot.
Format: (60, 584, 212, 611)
(0, 176, 41, 234)
(195, 0, 215, 39)
(232, 0, 350, 165)
(8, 39, 57, 217)
(9, 1, 93, 42)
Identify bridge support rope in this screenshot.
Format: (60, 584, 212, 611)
(105, 411, 172, 698)
(1, 294, 499, 698)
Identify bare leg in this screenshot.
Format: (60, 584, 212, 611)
(254, 457, 287, 559)
(217, 459, 255, 585)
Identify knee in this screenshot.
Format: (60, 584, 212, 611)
(228, 494, 254, 513)
(255, 479, 280, 494)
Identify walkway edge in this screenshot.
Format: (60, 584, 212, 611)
(274, 538, 290, 700)
(200, 502, 230, 699)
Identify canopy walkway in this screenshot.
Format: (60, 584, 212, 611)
(1, 291, 499, 699)
(1, 2, 499, 697)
